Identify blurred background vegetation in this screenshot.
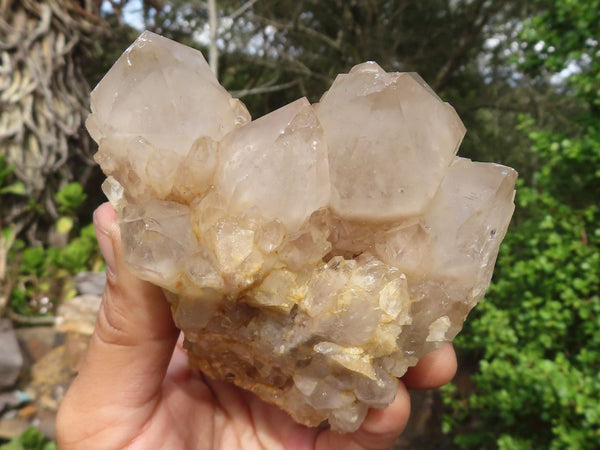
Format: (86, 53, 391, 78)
(0, 0, 598, 448)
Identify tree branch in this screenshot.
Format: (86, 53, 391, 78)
(228, 0, 259, 21)
(433, 1, 505, 91)
(207, 0, 218, 77)
(230, 78, 300, 98)
(249, 12, 342, 51)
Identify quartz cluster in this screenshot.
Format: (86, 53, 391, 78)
(88, 31, 517, 433)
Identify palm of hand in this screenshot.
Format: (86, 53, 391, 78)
(64, 338, 410, 450)
(131, 343, 409, 450)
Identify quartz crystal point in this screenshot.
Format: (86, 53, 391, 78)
(89, 31, 518, 433)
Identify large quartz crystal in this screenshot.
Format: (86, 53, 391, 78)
(89, 31, 517, 433)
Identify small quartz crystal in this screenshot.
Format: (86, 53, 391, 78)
(89, 31, 517, 433)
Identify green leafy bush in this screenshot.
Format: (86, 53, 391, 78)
(55, 182, 87, 214)
(442, 126, 600, 448)
(9, 222, 100, 316)
(6, 181, 101, 317)
(0, 426, 56, 450)
(442, 2, 600, 447)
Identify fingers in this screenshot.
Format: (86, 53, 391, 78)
(314, 344, 456, 449)
(402, 342, 457, 390)
(350, 381, 411, 449)
(315, 382, 411, 450)
(58, 203, 179, 444)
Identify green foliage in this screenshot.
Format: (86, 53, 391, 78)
(15, 223, 97, 277)
(444, 142, 600, 447)
(55, 223, 99, 273)
(0, 155, 26, 197)
(6, 182, 100, 317)
(443, 0, 600, 446)
(9, 222, 100, 316)
(20, 247, 46, 276)
(0, 426, 57, 450)
(519, 0, 600, 107)
(55, 182, 88, 214)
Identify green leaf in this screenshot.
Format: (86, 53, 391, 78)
(0, 181, 26, 195)
(21, 247, 46, 275)
(55, 182, 87, 213)
(0, 426, 53, 450)
(55, 216, 74, 235)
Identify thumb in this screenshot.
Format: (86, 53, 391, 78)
(58, 203, 178, 441)
(91, 202, 178, 350)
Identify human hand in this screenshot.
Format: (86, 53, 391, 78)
(56, 202, 457, 450)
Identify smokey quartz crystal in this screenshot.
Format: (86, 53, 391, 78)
(88, 31, 517, 433)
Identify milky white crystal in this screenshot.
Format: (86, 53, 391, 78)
(316, 63, 465, 220)
(89, 31, 517, 433)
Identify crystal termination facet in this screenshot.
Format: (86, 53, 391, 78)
(89, 31, 517, 433)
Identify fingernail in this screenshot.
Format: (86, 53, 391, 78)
(94, 210, 117, 280)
